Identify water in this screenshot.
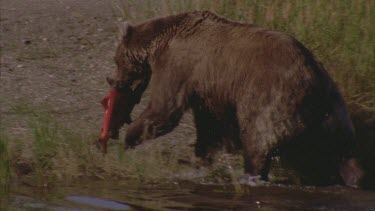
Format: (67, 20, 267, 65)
(65, 196, 131, 210)
(5, 179, 375, 211)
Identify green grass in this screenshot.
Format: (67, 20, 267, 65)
(0, 135, 10, 204)
(0, 109, 11, 209)
(3, 103, 191, 188)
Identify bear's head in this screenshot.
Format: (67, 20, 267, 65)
(106, 22, 151, 136)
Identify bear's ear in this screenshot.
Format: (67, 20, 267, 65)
(119, 21, 132, 38)
(106, 77, 116, 87)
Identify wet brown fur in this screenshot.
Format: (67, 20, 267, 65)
(110, 11, 362, 186)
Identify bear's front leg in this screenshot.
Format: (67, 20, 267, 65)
(125, 104, 184, 148)
(124, 117, 147, 148)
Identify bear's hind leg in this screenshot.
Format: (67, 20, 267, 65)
(240, 126, 275, 181)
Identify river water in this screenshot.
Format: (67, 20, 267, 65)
(6, 180, 375, 210)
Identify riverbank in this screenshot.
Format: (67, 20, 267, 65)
(1, 1, 374, 204)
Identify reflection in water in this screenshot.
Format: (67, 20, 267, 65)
(7, 180, 375, 210)
(66, 195, 130, 210)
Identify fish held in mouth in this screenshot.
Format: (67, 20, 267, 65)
(96, 87, 135, 153)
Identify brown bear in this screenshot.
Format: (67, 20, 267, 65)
(103, 11, 362, 186)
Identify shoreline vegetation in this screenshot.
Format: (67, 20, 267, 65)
(1, 0, 374, 198)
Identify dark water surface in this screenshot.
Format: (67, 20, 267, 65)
(7, 180, 375, 210)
